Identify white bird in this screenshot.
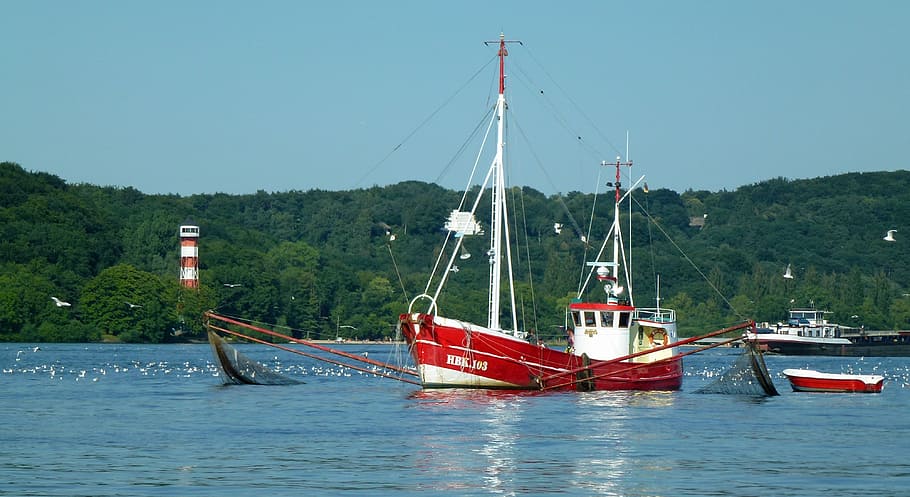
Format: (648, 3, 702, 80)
(126, 302, 142, 309)
(553, 223, 563, 234)
(884, 229, 897, 242)
(223, 283, 242, 288)
(783, 264, 794, 279)
(50, 297, 71, 307)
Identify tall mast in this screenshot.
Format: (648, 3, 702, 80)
(484, 33, 520, 331)
(597, 157, 633, 303)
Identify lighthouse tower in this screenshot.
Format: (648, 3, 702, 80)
(178, 223, 200, 288)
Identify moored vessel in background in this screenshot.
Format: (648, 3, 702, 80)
(745, 308, 910, 356)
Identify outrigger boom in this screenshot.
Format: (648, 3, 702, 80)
(205, 311, 420, 385)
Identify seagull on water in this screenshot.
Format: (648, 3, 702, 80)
(884, 229, 897, 242)
(51, 297, 71, 307)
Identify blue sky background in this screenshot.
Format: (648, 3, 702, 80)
(2, 1, 907, 196)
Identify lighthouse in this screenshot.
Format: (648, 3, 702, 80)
(179, 222, 200, 288)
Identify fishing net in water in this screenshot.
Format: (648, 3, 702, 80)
(208, 330, 302, 385)
(696, 340, 778, 396)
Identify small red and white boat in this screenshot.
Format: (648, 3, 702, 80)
(782, 368, 884, 393)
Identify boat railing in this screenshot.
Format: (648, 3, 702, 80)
(635, 308, 676, 323)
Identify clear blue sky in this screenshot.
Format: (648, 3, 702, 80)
(3, 1, 907, 196)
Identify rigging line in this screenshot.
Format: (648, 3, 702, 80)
(579, 167, 604, 292)
(508, 109, 586, 243)
(509, 59, 609, 162)
(421, 128, 488, 299)
(353, 55, 497, 189)
(425, 104, 499, 300)
(210, 311, 299, 335)
(432, 104, 495, 186)
(207, 313, 419, 377)
(522, 45, 624, 158)
(387, 241, 410, 304)
(641, 188, 659, 303)
(514, 179, 541, 335)
(630, 195, 746, 321)
(210, 324, 421, 385)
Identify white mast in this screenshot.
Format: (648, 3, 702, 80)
(484, 33, 520, 332)
(488, 86, 505, 330)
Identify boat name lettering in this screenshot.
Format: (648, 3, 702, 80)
(446, 354, 488, 371)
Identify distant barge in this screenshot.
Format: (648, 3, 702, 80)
(744, 308, 910, 356)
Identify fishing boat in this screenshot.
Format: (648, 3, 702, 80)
(204, 34, 768, 394)
(396, 33, 749, 392)
(745, 308, 910, 356)
(782, 369, 884, 393)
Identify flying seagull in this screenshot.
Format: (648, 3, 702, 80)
(223, 283, 243, 288)
(783, 264, 794, 279)
(50, 296, 71, 307)
(126, 302, 143, 309)
(884, 229, 897, 242)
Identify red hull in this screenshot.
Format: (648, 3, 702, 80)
(399, 313, 683, 391)
(782, 369, 884, 393)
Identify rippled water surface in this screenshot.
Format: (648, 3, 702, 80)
(2, 343, 909, 496)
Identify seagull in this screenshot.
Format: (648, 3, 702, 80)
(884, 229, 897, 242)
(50, 297, 71, 307)
(554, 223, 563, 234)
(223, 283, 242, 288)
(126, 302, 143, 309)
(783, 264, 794, 279)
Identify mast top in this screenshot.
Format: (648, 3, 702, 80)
(603, 157, 633, 202)
(484, 33, 522, 96)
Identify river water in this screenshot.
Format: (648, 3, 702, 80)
(2, 343, 908, 496)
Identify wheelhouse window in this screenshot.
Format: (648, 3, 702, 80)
(600, 311, 615, 327)
(584, 311, 596, 327)
(618, 312, 630, 327)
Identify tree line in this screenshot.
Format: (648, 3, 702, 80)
(2, 161, 909, 343)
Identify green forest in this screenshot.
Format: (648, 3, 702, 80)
(2, 161, 909, 343)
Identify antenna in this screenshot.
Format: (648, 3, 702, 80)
(626, 131, 632, 296)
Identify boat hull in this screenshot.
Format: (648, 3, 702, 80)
(782, 369, 884, 393)
(399, 313, 683, 391)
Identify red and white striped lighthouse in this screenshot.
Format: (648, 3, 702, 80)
(179, 223, 200, 288)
